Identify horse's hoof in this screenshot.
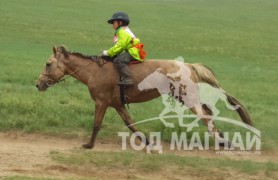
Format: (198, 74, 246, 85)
(227, 141, 233, 148)
(219, 142, 225, 147)
(82, 143, 93, 149)
(219, 141, 232, 148)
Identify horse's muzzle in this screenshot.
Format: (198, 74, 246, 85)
(36, 82, 48, 91)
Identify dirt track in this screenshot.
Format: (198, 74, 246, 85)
(0, 132, 277, 180)
(0, 131, 125, 179)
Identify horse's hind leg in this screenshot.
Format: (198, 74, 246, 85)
(190, 104, 229, 147)
(116, 106, 149, 145)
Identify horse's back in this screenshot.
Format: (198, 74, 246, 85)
(129, 59, 183, 78)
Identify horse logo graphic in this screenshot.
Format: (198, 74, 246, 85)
(138, 58, 239, 132)
(122, 57, 259, 152)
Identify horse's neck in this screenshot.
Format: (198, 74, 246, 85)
(64, 55, 98, 84)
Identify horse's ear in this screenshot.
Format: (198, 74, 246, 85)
(53, 46, 57, 54)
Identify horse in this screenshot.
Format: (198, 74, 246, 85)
(36, 45, 252, 149)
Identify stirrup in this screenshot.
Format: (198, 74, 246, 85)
(118, 80, 134, 86)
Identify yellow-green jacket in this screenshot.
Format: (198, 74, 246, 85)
(107, 26, 142, 61)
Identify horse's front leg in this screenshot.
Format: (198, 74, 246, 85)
(82, 101, 108, 149)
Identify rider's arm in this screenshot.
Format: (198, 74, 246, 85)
(107, 30, 130, 58)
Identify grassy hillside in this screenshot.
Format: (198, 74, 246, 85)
(0, 0, 277, 152)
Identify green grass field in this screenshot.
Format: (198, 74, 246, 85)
(0, 0, 278, 179)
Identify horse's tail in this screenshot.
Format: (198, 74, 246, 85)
(225, 93, 252, 126)
(190, 63, 252, 126)
(190, 63, 220, 88)
(223, 97, 241, 111)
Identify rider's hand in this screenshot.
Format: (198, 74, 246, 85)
(102, 50, 108, 56)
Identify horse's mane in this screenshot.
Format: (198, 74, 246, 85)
(71, 52, 96, 60)
(56, 45, 105, 61)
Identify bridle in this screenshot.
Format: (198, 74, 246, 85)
(42, 55, 107, 87)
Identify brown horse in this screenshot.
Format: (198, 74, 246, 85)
(36, 46, 252, 149)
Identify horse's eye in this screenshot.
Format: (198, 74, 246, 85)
(46, 63, 51, 67)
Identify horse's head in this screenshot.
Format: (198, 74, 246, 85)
(36, 46, 68, 91)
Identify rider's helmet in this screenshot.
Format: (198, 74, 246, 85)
(107, 12, 130, 26)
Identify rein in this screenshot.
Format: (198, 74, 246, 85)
(44, 55, 107, 87)
(56, 60, 94, 83)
